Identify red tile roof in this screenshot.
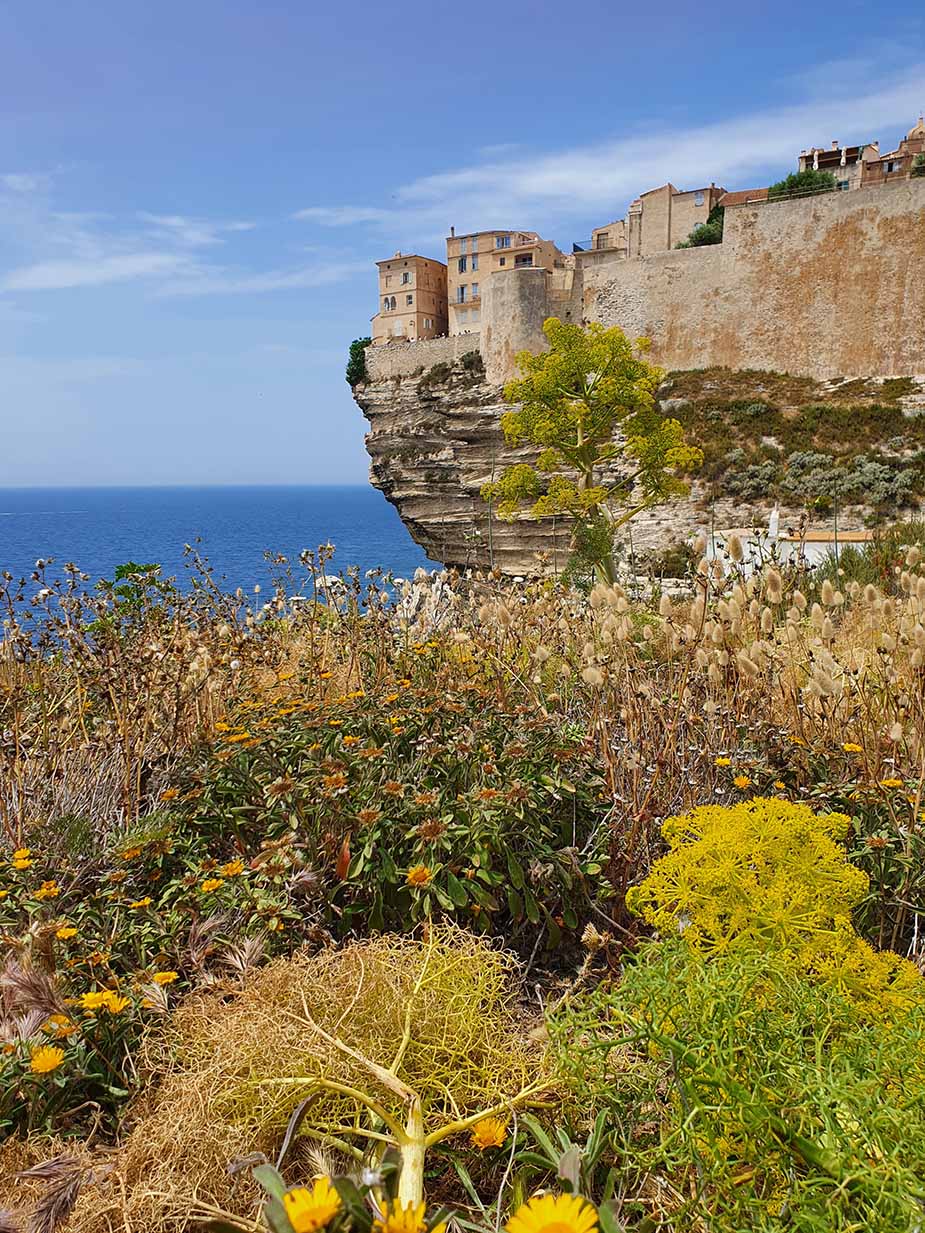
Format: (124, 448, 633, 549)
(719, 188, 769, 207)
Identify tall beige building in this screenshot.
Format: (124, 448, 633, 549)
(445, 229, 564, 335)
(626, 183, 726, 255)
(371, 253, 448, 345)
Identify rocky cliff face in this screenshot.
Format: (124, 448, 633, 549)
(354, 363, 569, 575)
(354, 358, 925, 577)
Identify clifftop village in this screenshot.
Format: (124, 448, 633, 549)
(370, 116, 925, 347)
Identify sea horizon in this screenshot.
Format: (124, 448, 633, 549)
(0, 484, 437, 594)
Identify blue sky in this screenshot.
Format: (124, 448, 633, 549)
(1, 1, 922, 486)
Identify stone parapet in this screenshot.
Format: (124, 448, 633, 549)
(365, 332, 481, 381)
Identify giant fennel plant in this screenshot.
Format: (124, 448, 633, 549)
(480, 318, 701, 584)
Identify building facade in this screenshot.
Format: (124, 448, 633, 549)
(445, 229, 564, 336)
(371, 254, 448, 346)
(626, 183, 726, 256)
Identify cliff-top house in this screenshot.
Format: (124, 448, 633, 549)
(371, 253, 448, 345)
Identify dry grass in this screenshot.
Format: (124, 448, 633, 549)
(45, 928, 547, 1233)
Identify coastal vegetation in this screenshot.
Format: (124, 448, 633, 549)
(4, 522, 925, 1231)
(480, 320, 702, 583)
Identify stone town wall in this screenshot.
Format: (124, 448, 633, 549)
(363, 178, 925, 388)
(591, 179, 925, 379)
(365, 331, 481, 381)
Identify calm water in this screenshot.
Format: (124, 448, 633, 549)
(0, 486, 437, 594)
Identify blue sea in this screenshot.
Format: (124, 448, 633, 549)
(0, 486, 437, 595)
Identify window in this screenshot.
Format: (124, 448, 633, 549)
(514, 254, 533, 267)
(424, 318, 432, 329)
(694, 190, 705, 206)
(471, 282, 479, 298)
(595, 233, 609, 249)
(406, 294, 413, 305)
(838, 179, 849, 190)
(456, 285, 467, 303)
(495, 235, 511, 248)
(460, 237, 468, 254)
(401, 272, 412, 285)
(498, 256, 506, 266)
(458, 309, 468, 323)
(471, 254, 478, 271)
(458, 256, 467, 273)
(383, 297, 390, 311)
(470, 308, 480, 324)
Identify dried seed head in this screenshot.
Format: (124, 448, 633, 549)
(727, 534, 744, 563)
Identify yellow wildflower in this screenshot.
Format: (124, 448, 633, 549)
(374, 1200, 444, 1233)
(13, 848, 30, 859)
(80, 991, 107, 1011)
(200, 877, 224, 893)
(733, 775, 753, 789)
(282, 1178, 342, 1233)
(152, 971, 179, 985)
(12, 858, 32, 870)
(55, 926, 78, 940)
(407, 865, 432, 888)
(842, 743, 862, 753)
(160, 788, 180, 801)
(773, 781, 787, 791)
(129, 897, 152, 909)
(35, 880, 61, 900)
(225, 732, 252, 743)
(30, 1044, 65, 1074)
(221, 859, 245, 877)
(506, 1194, 598, 1233)
(879, 778, 903, 789)
(714, 757, 731, 767)
(101, 991, 130, 1013)
(470, 1116, 508, 1149)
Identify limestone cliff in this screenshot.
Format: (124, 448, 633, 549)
(354, 362, 571, 575)
(354, 357, 925, 577)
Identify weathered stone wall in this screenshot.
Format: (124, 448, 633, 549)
(365, 331, 481, 381)
(592, 180, 925, 378)
(481, 267, 551, 385)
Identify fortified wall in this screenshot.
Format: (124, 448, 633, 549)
(475, 179, 925, 384)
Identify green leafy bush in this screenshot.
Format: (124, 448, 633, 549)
(346, 338, 371, 386)
(768, 168, 837, 199)
(553, 940, 925, 1233)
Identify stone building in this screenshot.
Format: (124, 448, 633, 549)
(626, 183, 726, 256)
(797, 118, 925, 189)
(371, 253, 447, 346)
(445, 228, 564, 336)
(863, 116, 925, 185)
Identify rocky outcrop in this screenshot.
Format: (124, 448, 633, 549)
(354, 364, 572, 575)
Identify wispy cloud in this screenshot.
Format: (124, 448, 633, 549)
(1, 252, 190, 291)
(1, 173, 45, 193)
(292, 206, 394, 227)
(157, 258, 369, 297)
(138, 212, 257, 247)
(295, 64, 925, 242)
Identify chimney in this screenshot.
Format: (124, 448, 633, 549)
(831, 140, 839, 149)
(450, 226, 455, 237)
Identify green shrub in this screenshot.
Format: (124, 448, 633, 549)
(911, 153, 925, 178)
(553, 940, 925, 1233)
(767, 168, 837, 200)
(417, 361, 453, 394)
(675, 204, 725, 248)
(346, 337, 371, 386)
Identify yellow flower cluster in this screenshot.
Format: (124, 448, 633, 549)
(626, 798, 924, 1017)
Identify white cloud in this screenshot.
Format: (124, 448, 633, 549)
(1, 173, 44, 193)
(1, 252, 190, 291)
(138, 212, 257, 247)
(299, 65, 925, 242)
(292, 206, 395, 226)
(157, 259, 369, 297)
